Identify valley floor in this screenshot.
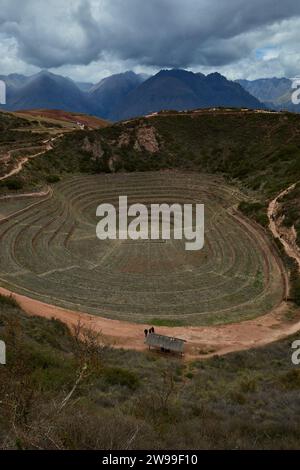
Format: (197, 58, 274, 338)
(0, 172, 299, 359)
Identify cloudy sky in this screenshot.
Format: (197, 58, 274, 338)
(1, 0, 300, 82)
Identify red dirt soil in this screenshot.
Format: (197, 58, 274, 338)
(15, 109, 109, 129)
(0, 286, 299, 359)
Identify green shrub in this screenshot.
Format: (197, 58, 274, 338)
(280, 369, 300, 389)
(239, 376, 257, 393)
(102, 366, 140, 390)
(0, 294, 19, 308)
(291, 277, 300, 306)
(185, 372, 194, 379)
(229, 390, 247, 405)
(46, 174, 60, 183)
(5, 177, 24, 190)
(238, 201, 268, 227)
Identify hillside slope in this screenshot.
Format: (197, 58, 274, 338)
(45, 109, 298, 195)
(1, 293, 300, 449)
(15, 109, 109, 129)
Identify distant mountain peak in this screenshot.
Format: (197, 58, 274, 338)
(89, 71, 149, 119)
(207, 72, 224, 78)
(237, 77, 293, 110)
(110, 69, 264, 121)
(156, 68, 195, 77)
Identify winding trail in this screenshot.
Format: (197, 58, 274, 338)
(0, 148, 48, 181)
(0, 134, 62, 182)
(268, 182, 300, 273)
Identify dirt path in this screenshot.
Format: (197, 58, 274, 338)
(0, 187, 50, 201)
(0, 135, 62, 182)
(0, 286, 299, 359)
(268, 182, 300, 272)
(0, 149, 46, 181)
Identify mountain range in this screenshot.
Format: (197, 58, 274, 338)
(0, 68, 281, 121)
(236, 77, 298, 112)
(110, 69, 263, 120)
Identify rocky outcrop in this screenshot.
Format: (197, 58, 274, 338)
(133, 126, 159, 153)
(108, 154, 120, 172)
(117, 132, 131, 148)
(82, 136, 104, 161)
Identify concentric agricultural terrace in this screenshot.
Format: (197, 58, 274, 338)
(0, 172, 285, 326)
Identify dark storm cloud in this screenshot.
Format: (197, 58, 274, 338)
(0, 0, 300, 69)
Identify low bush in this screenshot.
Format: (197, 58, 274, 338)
(102, 366, 140, 390)
(46, 174, 60, 183)
(4, 177, 24, 190)
(0, 294, 19, 308)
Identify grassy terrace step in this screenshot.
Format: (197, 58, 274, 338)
(0, 172, 284, 325)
